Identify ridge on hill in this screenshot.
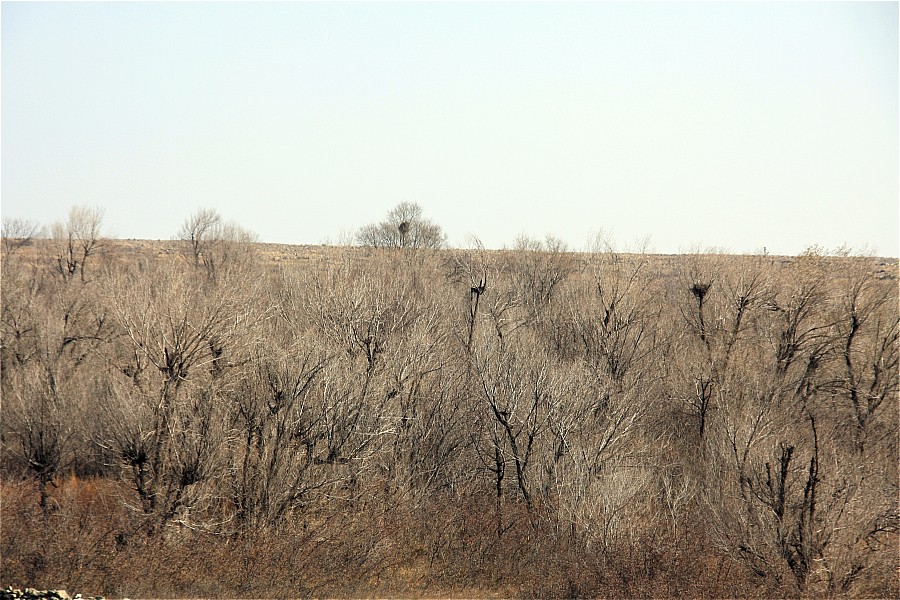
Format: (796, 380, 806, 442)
(4, 237, 898, 281)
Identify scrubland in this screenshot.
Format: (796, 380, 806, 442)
(1, 228, 897, 598)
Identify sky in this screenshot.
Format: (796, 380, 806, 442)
(2, 1, 898, 256)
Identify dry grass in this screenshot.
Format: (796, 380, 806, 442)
(9, 237, 898, 276)
(1, 477, 787, 599)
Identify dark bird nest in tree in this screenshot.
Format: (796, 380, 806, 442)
(690, 282, 712, 301)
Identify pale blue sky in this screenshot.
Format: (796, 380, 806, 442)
(2, 2, 898, 255)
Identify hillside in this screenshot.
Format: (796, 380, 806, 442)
(2, 236, 898, 598)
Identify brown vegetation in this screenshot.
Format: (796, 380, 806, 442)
(2, 213, 897, 598)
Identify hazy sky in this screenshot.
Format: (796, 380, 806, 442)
(2, 2, 898, 255)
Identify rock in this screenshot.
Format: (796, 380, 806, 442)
(0, 590, 96, 600)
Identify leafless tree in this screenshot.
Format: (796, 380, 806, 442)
(507, 235, 573, 317)
(227, 346, 332, 529)
(2, 217, 43, 259)
(178, 207, 222, 269)
(102, 259, 269, 533)
(832, 267, 898, 444)
(448, 236, 491, 353)
(355, 202, 446, 249)
(1, 268, 109, 510)
(572, 246, 661, 384)
(699, 253, 899, 595)
(49, 206, 105, 282)
(178, 208, 259, 281)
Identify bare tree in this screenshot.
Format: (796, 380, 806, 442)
(102, 259, 268, 533)
(448, 236, 491, 353)
(178, 208, 259, 281)
(4, 360, 77, 512)
(355, 202, 446, 249)
(1, 269, 109, 510)
(50, 206, 105, 282)
(507, 234, 573, 319)
(469, 318, 568, 539)
(227, 346, 331, 529)
(699, 254, 899, 595)
(833, 267, 898, 443)
(178, 207, 222, 269)
(2, 217, 43, 259)
(572, 244, 661, 384)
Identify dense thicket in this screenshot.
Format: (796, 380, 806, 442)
(1, 226, 897, 598)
